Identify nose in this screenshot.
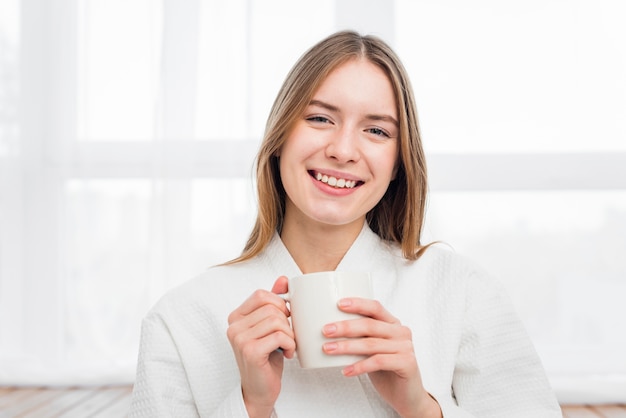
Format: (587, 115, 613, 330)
(325, 125, 360, 164)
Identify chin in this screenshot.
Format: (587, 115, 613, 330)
(310, 213, 364, 228)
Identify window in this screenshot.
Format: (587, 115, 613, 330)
(1, 0, 624, 401)
(396, 0, 626, 402)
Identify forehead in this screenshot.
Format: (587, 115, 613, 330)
(311, 58, 398, 117)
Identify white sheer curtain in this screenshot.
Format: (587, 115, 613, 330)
(395, 0, 626, 403)
(1, 0, 625, 404)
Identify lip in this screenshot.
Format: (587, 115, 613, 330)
(308, 169, 364, 195)
(308, 169, 363, 183)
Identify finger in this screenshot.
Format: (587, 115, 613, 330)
(228, 289, 289, 324)
(238, 327, 297, 361)
(229, 314, 296, 358)
(323, 318, 412, 340)
(336, 298, 400, 324)
(271, 276, 289, 295)
(342, 353, 418, 377)
(323, 336, 413, 357)
(228, 304, 294, 342)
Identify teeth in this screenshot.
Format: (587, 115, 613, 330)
(314, 171, 357, 189)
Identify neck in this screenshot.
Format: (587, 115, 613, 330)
(281, 216, 365, 274)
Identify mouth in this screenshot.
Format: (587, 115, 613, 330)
(309, 170, 363, 189)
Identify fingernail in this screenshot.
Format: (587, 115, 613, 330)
(338, 298, 351, 307)
(323, 342, 338, 352)
(323, 324, 337, 335)
(342, 365, 354, 376)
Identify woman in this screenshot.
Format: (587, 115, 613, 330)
(129, 31, 561, 417)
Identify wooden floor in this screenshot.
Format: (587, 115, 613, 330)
(1, 385, 625, 417)
(0, 386, 132, 418)
(562, 405, 626, 418)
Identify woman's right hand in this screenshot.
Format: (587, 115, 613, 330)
(227, 276, 295, 418)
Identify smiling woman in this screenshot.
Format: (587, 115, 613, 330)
(1, 0, 624, 412)
(128, 30, 561, 418)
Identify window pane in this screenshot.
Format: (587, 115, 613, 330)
(190, 178, 256, 264)
(194, 0, 248, 141)
(77, 0, 162, 141)
(247, 0, 335, 140)
(195, 0, 334, 141)
(0, 0, 19, 156)
(45, 176, 259, 374)
(424, 190, 626, 372)
(396, 0, 626, 153)
(63, 179, 153, 365)
(0, 0, 20, 359)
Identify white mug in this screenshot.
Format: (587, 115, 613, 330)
(280, 271, 373, 369)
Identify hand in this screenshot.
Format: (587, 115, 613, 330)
(226, 276, 296, 418)
(321, 298, 442, 418)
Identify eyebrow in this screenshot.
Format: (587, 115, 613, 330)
(309, 99, 340, 113)
(308, 99, 398, 126)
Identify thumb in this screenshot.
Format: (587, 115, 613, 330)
(271, 275, 289, 295)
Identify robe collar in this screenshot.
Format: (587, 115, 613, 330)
(262, 223, 382, 278)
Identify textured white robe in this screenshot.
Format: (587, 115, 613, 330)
(129, 225, 561, 417)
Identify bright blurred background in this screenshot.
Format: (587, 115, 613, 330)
(1, 0, 625, 404)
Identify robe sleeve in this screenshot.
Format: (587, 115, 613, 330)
(128, 310, 250, 418)
(437, 268, 562, 418)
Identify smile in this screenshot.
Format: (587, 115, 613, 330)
(310, 170, 362, 189)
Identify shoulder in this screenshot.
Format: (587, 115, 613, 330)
(392, 242, 495, 284)
(145, 257, 266, 326)
(383, 242, 509, 313)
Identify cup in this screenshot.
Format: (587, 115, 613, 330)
(280, 271, 373, 369)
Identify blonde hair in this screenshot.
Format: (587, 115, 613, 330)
(230, 30, 429, 263)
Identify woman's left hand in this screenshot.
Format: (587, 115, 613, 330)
(321, 298, 442, 418)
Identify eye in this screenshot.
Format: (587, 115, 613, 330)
(366, 127, 390, 138)
(306, 115, 332, 124)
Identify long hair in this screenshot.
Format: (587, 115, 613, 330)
(229, 30, 429, 263)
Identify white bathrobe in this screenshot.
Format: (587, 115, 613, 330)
(129, 225, 561, 417)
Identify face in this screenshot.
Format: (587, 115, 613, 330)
(278, 58, 399, 231)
